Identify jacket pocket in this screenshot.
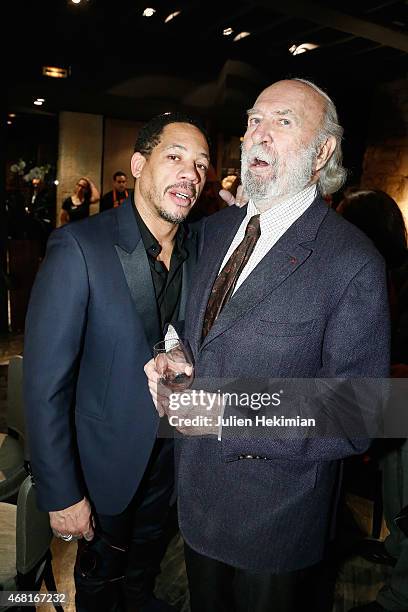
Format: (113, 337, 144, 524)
(75, 340, 117, 420)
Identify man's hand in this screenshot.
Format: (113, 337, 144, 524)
(165, 390, 223, 437)
(144, 357, 173, 417)
(219, 185, 248, 208)
(50, 497, 94, 542)
(144, 358, 223, 436)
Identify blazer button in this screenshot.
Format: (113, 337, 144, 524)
(244, 454, 254, 459)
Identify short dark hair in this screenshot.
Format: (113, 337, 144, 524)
(134, 112, 210, 157)
(113, 171, 127, 180)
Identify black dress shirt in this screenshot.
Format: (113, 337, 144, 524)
(133, 205, 187, 330)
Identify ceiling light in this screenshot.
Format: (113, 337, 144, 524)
(8, 113, 16, 118)
(43, 66, 68, 79)
(233, 31, 250, 42)
(71, 0, 82, 4)
(223, 27, 233, 36)
(289, 42, 319, 55)
(54, 180, 59, 186)
(143, 7, 156, 17)
(165, 11, 181, 23)
(7, 120, 12, 125)
(34, 98, 44, 106)
(37, 98, 45, 102)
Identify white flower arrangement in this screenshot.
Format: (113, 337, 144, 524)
(10, 159, 51, 182)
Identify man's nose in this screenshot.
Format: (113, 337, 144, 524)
(251, 122, 273, 146)
(178, 162, 200, 183)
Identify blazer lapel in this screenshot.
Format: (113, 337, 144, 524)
(179, 225, 199, 320)
(114, 199, 162, 350)
(190, 208, 247, 352)
(200, 196, 330, 349)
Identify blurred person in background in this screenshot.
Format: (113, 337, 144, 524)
(99, 171, 133, 213)
(188, 165, 226, 222)
(60, 176, 100, 224)
(339, 189, 408, 612)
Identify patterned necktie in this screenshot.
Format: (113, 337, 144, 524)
(202, 214, 261, 339)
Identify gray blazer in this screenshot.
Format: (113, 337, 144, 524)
(177, 196, 390, 573)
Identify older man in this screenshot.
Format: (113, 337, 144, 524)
(24, 112, 210, 612)
(146, 79, 390, 611)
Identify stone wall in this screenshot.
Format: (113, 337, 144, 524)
(360, 78, 408, 225)
(57, 112, 103, 224)
(102, 118, 143, 195)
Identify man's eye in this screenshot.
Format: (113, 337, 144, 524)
(167, 154, 180, 161)
(197, 163, 208, 172)
(248, 117, 261, 126)
(279, 118, 291, 126)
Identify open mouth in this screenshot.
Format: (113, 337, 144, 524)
(166, 185, 196, 207)
(250, 157, 270, 168)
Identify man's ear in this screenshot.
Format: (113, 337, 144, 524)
(315, 135, 336, 173)
(131, 152, 146, 179)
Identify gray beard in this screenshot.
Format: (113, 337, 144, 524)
(241, 143, 316, 203)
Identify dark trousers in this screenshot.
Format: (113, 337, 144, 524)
(75, 439, 175, 612)
(184, 543, 330, 612)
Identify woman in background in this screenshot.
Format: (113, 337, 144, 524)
(60, 177, 99, 225)
(339, 189, 408, 612)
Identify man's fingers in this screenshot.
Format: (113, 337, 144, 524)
(82, 527, 94, 541)
(219, 186, 248, 208)
(148, 381, 168, 417)
(153, 354, 167, 377)
(144, 359, 160, 382)
(219, 189, 235, 206)
(49, 497, 93, 539)
(234, 185, 249, 207)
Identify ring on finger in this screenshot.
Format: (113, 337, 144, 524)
(60, 533, 74, 542)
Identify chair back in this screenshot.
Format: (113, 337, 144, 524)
(16, 477, 52, 575)
(7, 356, 25, 441)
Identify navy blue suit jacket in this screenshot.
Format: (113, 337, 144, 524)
(177, 196, 391, 572)
(23, 199, 199, 514)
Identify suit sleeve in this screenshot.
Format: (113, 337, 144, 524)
(221, 255, 391, 462)
(23, 228, 89, 511)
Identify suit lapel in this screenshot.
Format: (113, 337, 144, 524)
(190, 208, 247, 352)
(179, 225, 199, 320)
(200, 196, 330, 349)
(114, 199, 162, 350)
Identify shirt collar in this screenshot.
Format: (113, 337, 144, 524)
(132, 204, 187, 259)
(247, 184, 317, 231)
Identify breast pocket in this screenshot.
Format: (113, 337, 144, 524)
(255, 319, 316, 337)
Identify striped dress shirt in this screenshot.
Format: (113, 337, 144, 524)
(219, 184, 318, 294)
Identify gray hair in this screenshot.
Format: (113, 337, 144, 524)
(293, 78, 347, 195)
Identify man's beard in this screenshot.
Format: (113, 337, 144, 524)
(142, 181, 196, 225)
(157, 207, 186, 224)
(240, 140, 317, 203)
